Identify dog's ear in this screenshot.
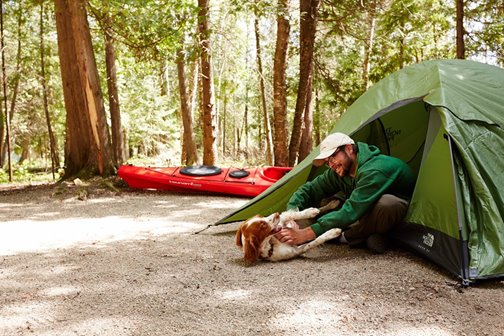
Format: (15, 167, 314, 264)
(243, 235, 260, 264)
(235, 224, 244, 247)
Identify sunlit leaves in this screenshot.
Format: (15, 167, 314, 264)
(89, 0, 198, 60)
(465, 0, 504, 64)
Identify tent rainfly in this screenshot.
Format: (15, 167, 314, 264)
(216, 59, 504, 285)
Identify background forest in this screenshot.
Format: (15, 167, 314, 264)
(0, 0, 502, 182)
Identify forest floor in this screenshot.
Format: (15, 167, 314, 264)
(1, 178, 503, 336)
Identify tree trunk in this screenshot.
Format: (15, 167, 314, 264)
(160, 59, 170, 96)
(244, 85, 249, 159)
(272, 0, 290, 167)
(189, 60, 199, 131)
(176, 46, 198, 165)
(298, 75, 313, 161)
(54, 0, 115, 178)
(288, 0, 319, 166)
(40, 1, 59, 178)
(9, 4, 23, 141)
(313, 86, 321, 145)
(456, 0, 465, 59)
(197, 0, 217, 165)
(19, 137, 30, 164)
(362, 10, 376, 90)
(221, 95, 227, 156)
(0, 0, 12, 178)
(254, 16, 273, 165)
(235, 119, 241, 157)
(400, 39, 405, 68)
(103, 14, 124, 165)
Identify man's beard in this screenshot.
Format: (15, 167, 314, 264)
(340, 151, 354, 177)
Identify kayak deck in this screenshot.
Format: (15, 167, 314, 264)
(118, 165, 292, 197)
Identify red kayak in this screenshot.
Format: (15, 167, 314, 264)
(118, 164, 292, 197)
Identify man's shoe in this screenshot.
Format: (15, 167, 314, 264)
(327, 232, 348, 244)
(327, 235, 343, 244)
(366, 233, 388, 254)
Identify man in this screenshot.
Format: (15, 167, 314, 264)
(275, 132, 416, 253)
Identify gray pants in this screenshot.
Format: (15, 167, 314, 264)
(343, 194, 409, 245)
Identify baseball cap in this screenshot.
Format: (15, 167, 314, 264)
(313, 132, 355, 166)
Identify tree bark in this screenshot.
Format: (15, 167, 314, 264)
(160, 59, 170, 97)
(40, 1, 59, 178)
(221, 94, 227, 156)
(19, 136, 30, 164)
(362, 9, 376, 90)
(313, 85, 321, 145)
(3, 2, 24, 166)
(54, 0, 115, 178)
(176, 46, 198, 165)
(288, 0, 320, 166)
(103, 14, 124, 165)
(0, 0, 12, 178)
(272, 0, 290, 167)
(189, 60, 199, 129)
(456, 0, 465, 59)
(243, 84, 249, 159)
(298, 75, 313, 161)
(197, 0, 217, 165)
(254, 16, 273, 165)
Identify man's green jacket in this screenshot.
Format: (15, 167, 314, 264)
(287, 142, 416, 237)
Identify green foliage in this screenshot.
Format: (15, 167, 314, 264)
(377, 0, 454, 68)
(1, 0, 65, 169)
(0, 163, 60, 184)
(314, 0, 458, 136)
(465, 0, 504, 65)
(89, 0, 198, 60)
(117, 58, 179, 155)
(228, 0, 276, 17)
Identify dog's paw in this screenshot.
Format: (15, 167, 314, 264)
(301, 207, 320, 218)
(320, 228, 341, 240)
(279, 210, 296, 222)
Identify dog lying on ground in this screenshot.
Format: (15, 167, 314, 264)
(235, 199, 341, 264)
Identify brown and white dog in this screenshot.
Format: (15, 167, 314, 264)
(235, 204, 341, 264)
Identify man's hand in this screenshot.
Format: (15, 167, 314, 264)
(274, 222, 316, 246)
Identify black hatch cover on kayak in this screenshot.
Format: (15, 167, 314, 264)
(180, 165, 222, 176)
(229, 169, 250, 178)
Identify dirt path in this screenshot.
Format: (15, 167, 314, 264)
(1, 181, 502, 335)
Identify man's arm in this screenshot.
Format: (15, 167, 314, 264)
(311, 169, 396, 236)
(287, 169, 341, 210)
(275, 224, 316, 245)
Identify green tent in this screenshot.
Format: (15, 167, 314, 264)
(217, 59, 504, 285)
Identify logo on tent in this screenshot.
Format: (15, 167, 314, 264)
(385, 127, 402, 141)
(422, 233, 434, 247)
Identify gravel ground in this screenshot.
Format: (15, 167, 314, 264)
(1, 180, 503, 336)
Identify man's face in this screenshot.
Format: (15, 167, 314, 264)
(326, 146, 354, 177)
